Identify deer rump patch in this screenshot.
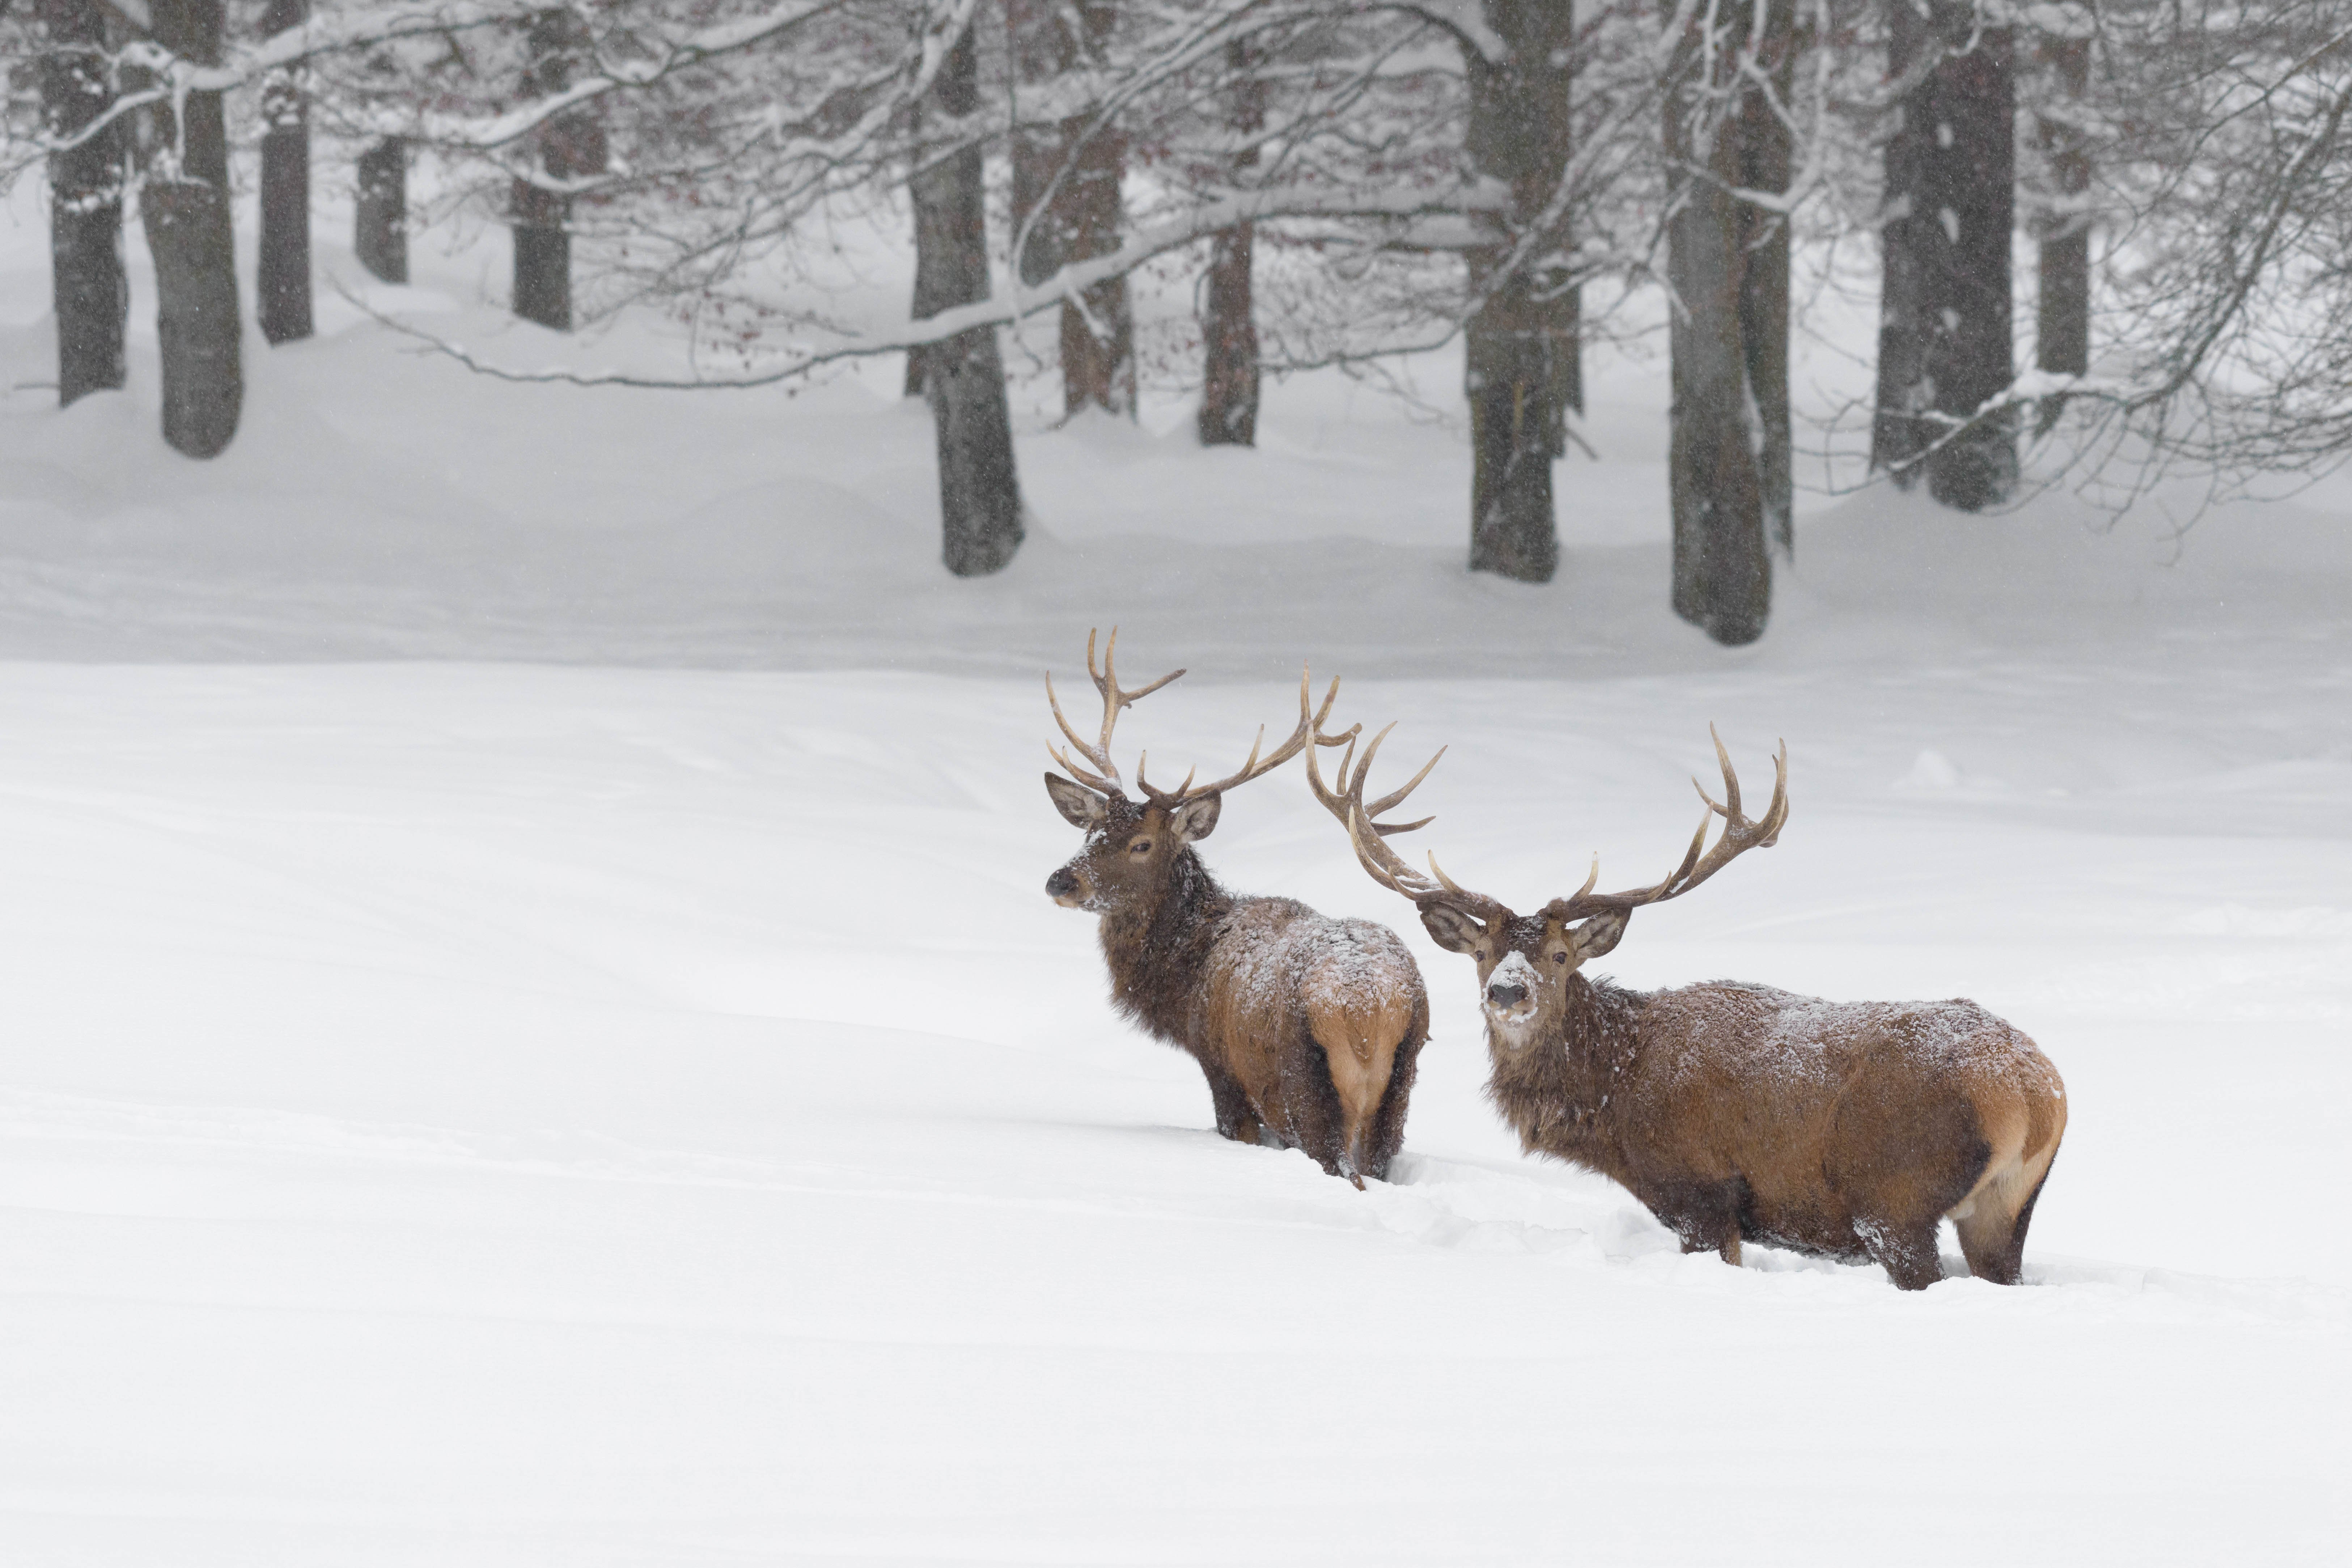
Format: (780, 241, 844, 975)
(1203, 903, 1423, 1156)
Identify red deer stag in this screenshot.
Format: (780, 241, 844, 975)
(1307, 722, 2066, 1288)
(1042, 630, 1428, 1187)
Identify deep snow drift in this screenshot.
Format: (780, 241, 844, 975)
(0, 185, 2345, 1564)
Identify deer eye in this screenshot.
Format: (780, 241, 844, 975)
(1474, 949, 1486, 960)
(1554, 951, 1569, 963)
(1129, 839, 1152, 855)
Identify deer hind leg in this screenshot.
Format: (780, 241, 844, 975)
(1953, 1140, 2061, 1285)
(1355, 1007, 1428, 1184)
(1307, 998, 1411, 1188)
(1860, 1220, 1944, 1291)
(1949, 1091, 2064, 1285)
(1198, 1058, 1267, 1146)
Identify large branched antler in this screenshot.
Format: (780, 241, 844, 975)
(1046, 627, 1184, 797)
(1046, 627, 1343, 806)
(1308, 716, 1789, 928)
(1543, 725, 1789, 922)
(1305, 715, 1516, 927)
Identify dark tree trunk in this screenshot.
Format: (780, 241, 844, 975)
(140, 0, 241, 458)
(1462, 0, 1578, 583)
(1736, 0, 1797, 561)
(1872, 0, 2017, 510)
(911, 20, 1023, 576)
(355, 137, 408, 285)
(512, 11, 605, 332)
(258, 0, 312, 345)
(1198, 40, 1263, 448)
(1011, 0, 1133, 419)
(1199, 223, 1258, 446)
(2033, 24, 2090, 431)
(39, 0, 127, 407)
(1663, 3, 1769, 647)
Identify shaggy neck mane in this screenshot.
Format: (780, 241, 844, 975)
(1099, 848, 1236, 1043)
(1486, 972, 1647, 1174)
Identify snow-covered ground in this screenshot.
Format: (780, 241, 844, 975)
(0, 186, 2345, 1564)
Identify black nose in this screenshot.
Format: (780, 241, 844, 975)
(1046, 867, 1078, 899)
(1487, 982, 1527, 1009)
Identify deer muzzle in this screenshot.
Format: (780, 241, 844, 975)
(1482, 951, 1542, 1033)
(1045, 866, 1084, 907)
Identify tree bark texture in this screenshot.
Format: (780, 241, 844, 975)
(1198, 40, 1263, 447)
(1463, 0, 1579, 583)
(39, 0, 127, 407)
(1872, 0, 2017, 510)
(355, 138, 408, 284)
(1011, 0, 1134, 419)
(1736, 0, 1797, 561)
(912, 21, 1023, 577)
(1663, 0, 1785, 647)
(2033, 24, 2090, 430)
(140, 0, 242, 458)
(512, 11, 606, 332)
(258, 0, 313, 345)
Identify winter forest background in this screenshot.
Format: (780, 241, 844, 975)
(0, 0, 2347, 1563)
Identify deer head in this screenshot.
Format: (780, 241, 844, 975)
(1308, 719, 1788, 1048)
(1043, 628, 1344, 915)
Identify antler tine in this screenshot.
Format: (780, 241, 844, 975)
(1306, 712, 1512, 925)
(1550, 728, 1791, 920)
(1149, 666, 1339, 807)
(1048, 626, 1185, 798)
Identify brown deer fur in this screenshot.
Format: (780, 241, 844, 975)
(1321, 722, 2067, 1287)
(1431, 908, 2066, 1289)
(1046, 780, 1428, 1186)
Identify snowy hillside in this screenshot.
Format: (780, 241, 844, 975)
(0, 186, 2346, 1564)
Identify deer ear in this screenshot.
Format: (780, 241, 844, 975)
(1045, 772, 1109, 827)
(1570, 909, 1630, 962)
(1168, 792, 1221, 843)
(1419, 901, 1486, 955)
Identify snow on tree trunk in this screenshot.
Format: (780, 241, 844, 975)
(39, 0, 126, 407)
(2032, 17, 2091, 432)
(258, 0, 313, 346)
(355, 139, 407, 287)
(1872, 0, 2017, 511)
(512, 12, 605, 332)
(1664, 0, 1772, 648)
(912, 19, 1023, 577)
(1463, 0, 1578, 584)
(139, 0, 242, 458)
(1198, 41, 1262, 448)
(1011, 0, 1133, 420)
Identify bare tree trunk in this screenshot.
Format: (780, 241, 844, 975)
(512, 11, 605, 332)
(912, 20, 1023, 576)
(1199, 39, 1263, 447)
(39, 0, 126, 407)
(355, 137, 407, 285)
(1463, 0, 1577, 584)
(2033, 18, 2090, 432)
(1664, 1, 1771, 647)
(1872, 0, 2017, 510)
(258, 0, 312, 345)
(140, 0, 241, 458)
(1736, 0, 1797, 560)
(1011, 0, 1132, 419)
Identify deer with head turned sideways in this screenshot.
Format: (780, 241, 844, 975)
(1042, 630, 1428, 1187)
(1307, 720, 2066, 1288)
